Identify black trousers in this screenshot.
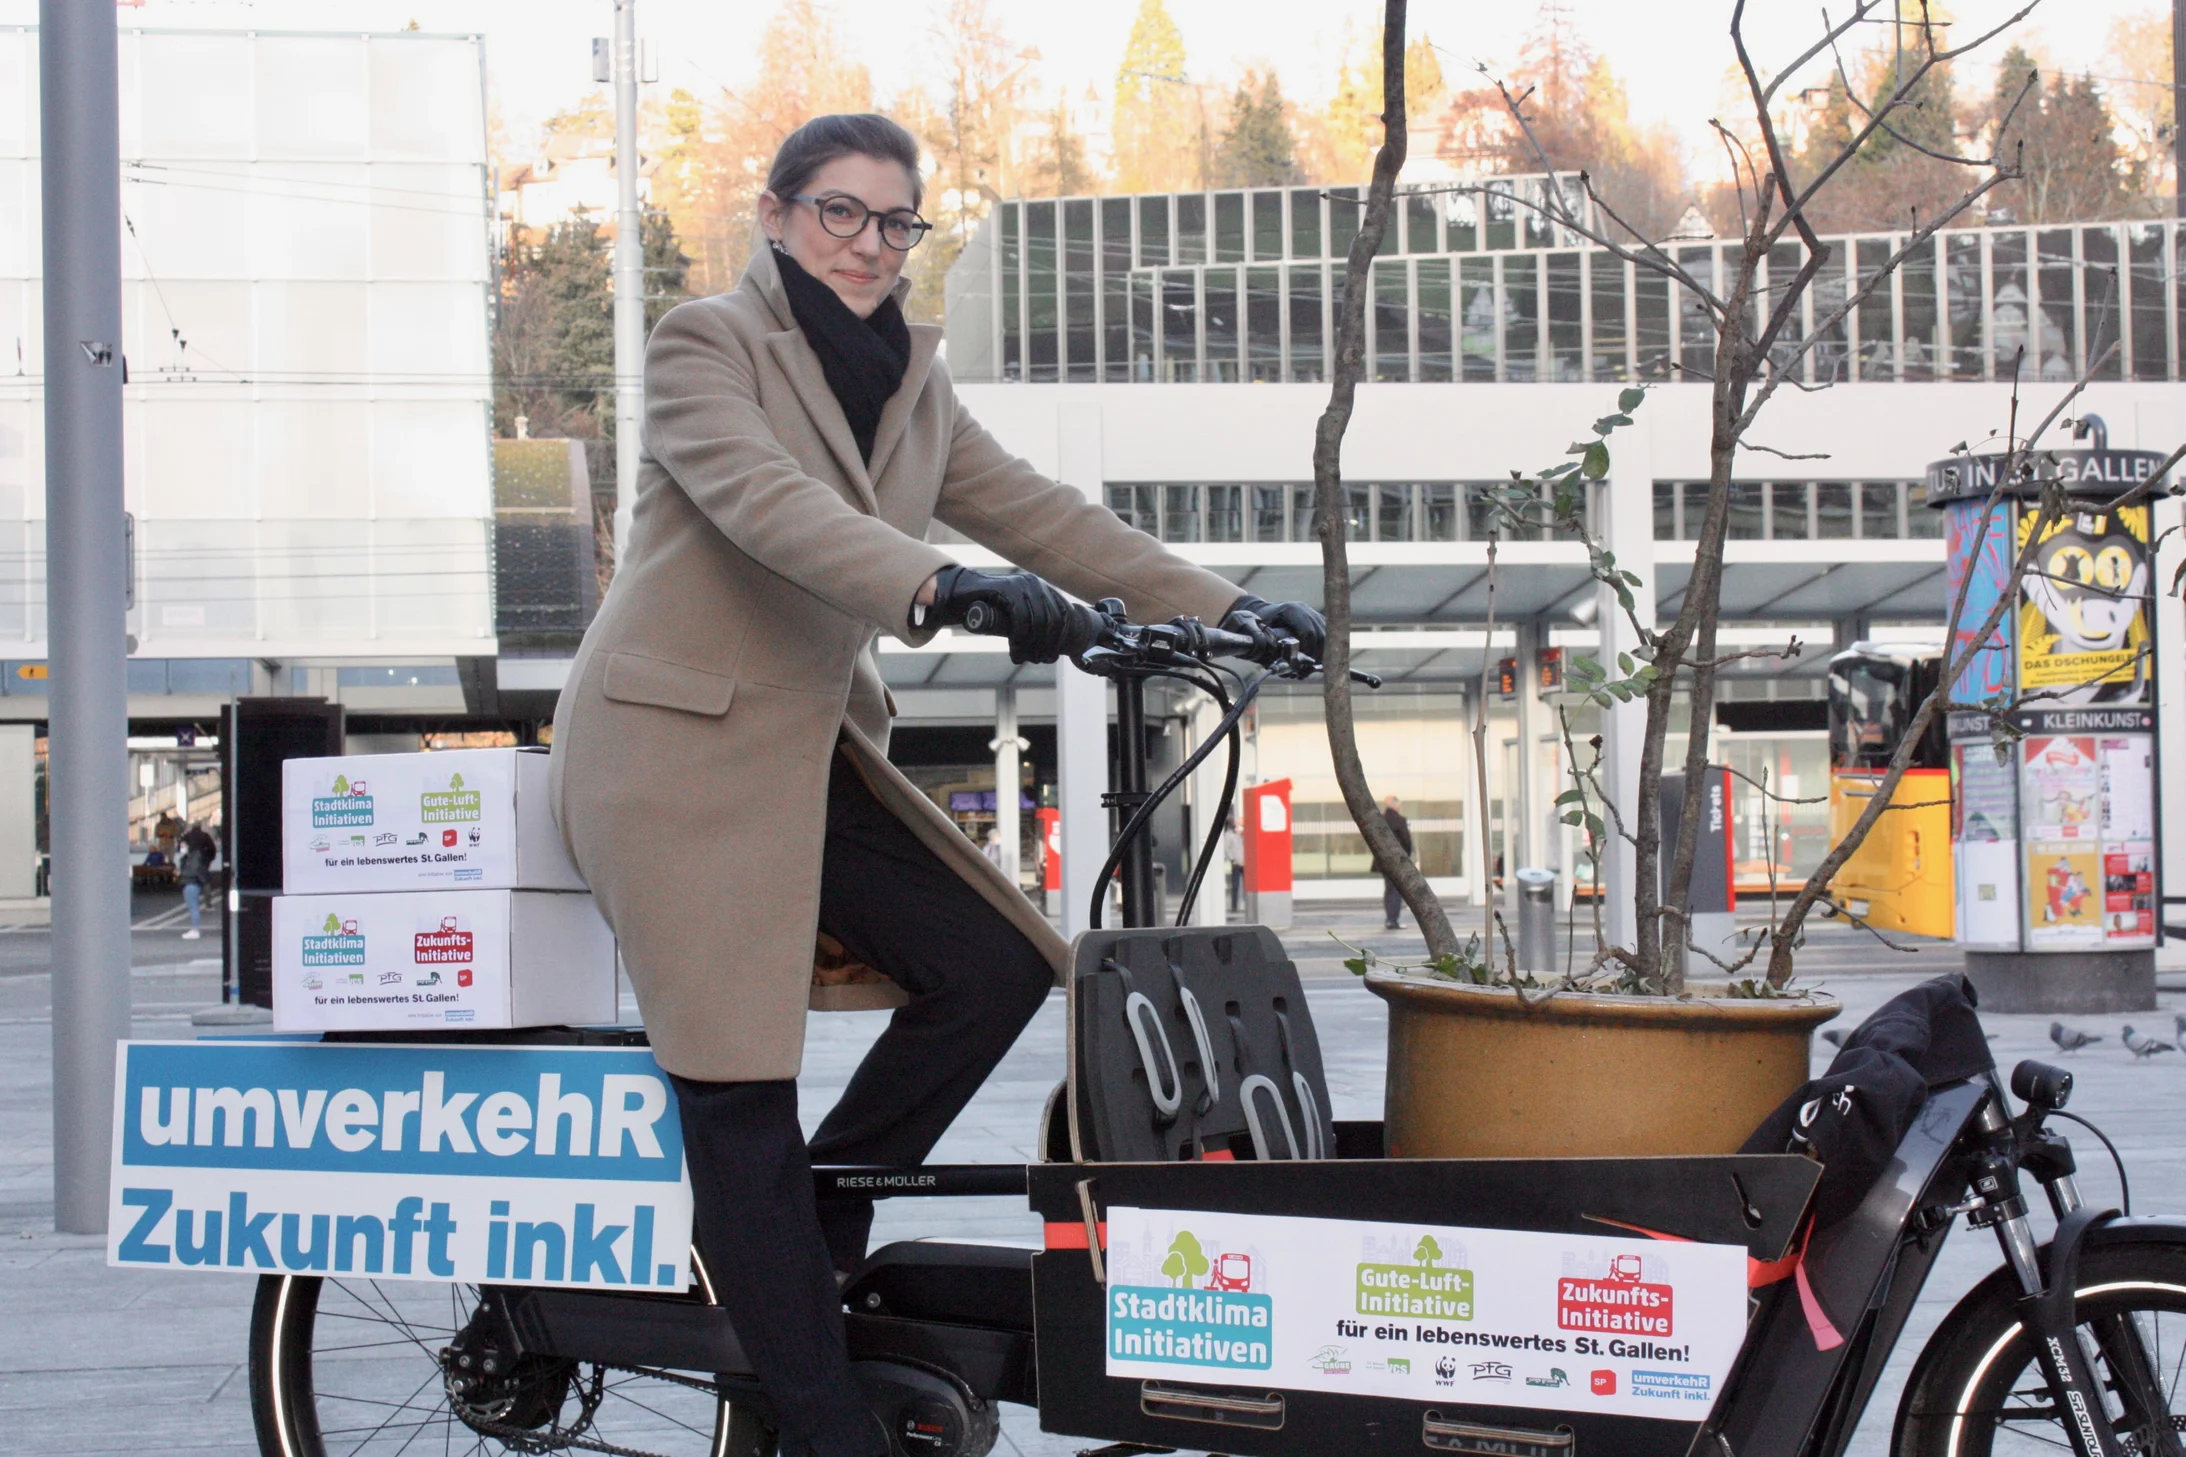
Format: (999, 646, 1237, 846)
(1383, 875, 1404, 926)
(671, 754, 1053, 1457)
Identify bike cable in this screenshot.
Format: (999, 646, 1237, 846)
(2047, 1109, 2131, 1213)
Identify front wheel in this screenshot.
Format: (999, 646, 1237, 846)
(1896, 1239, 2186, 1456)
(248, 1259, 775, 1457)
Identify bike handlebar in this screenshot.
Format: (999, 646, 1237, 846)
(960, 595, 1381, 687)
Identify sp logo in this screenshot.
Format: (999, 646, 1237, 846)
(1591, 1370, 1618, 1396)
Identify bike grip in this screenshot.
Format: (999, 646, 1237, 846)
(962, 600, 1001, 635)
(1061, 601, 1108, 657)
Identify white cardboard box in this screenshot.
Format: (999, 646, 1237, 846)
(282, 748, 586, 894)
(272, 889, 617, 1032)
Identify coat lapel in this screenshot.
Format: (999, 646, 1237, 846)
(866, 324, 941, 489)
(762, 331, 878, 513)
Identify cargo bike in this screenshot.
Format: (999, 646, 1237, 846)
(244, 608, 2186, 1457)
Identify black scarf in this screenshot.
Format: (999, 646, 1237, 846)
(773, 246, 911, 464)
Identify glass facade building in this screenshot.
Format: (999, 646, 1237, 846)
(951, 180, 2185, 389)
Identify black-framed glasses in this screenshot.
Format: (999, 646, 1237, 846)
(790, 192, 932, 251)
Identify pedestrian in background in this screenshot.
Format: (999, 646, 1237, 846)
(1380, 794, 1413, 930)
(177, 821, 216, 940)
(1224, 815, 1245, 912)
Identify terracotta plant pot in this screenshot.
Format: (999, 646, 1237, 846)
(1364, 970, 1841, 1159)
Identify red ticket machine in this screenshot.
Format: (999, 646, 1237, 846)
(1242, 778, 1293, 929)
(1037, 806, 1062, 916)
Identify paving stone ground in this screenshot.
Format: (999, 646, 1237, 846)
(2, 899, 2181, 1455)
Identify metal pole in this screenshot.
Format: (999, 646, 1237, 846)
(1115, 676, 1156, 928)
(991, 686, 1022, 887)
(2174, 0, 2185, 218)
(40, 1, 133, 1235)
(611, 0, 642, 561)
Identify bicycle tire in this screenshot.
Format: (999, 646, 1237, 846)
(1894, 1239, 2186, 1457)
(248, 1252, 775, 1457)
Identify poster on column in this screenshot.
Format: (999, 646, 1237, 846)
(2022, 735, 2103, 948)
(1102, 1205, 1748, 1420)
(2015, 503, 2152, 705)
(1944, 497, 2017, 706)
(2099, 735, 2156, 944)
(1952, 740, 2020, 948)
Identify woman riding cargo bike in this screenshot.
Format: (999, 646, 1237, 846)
(544, 112, 1322, 1457)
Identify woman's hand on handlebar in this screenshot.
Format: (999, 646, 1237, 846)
(921, 565, 1104, 664)
(1221, 595, 1326, 663)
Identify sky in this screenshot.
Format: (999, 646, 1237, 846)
(3, 0, 2167, 169)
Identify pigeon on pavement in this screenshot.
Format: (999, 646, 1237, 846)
(2050, 1022, 2103, 1053)
(1821, 1029, 1847, 1049)
(2174, 1012, 2186, 1043)
(2122, 1025, 2176, 1060)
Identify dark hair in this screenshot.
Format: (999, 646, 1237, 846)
(765, 114, 923, 210)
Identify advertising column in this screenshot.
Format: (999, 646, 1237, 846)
(1926, 445, 2168, 1012)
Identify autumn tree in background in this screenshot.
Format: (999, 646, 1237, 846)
(2103, 10, 2173, 207)
(1025, 99, 1099, 198)
(495, 215, 613, 443)
(1986, 46, 2150, 222)
(1213, 70, 1301, 187)
(1303, 25, 1445, 183)
(1111, 0, 1200, 192)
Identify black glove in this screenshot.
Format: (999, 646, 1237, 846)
(1222, 595, 1326, 663)
(922, 566, 1102, 665)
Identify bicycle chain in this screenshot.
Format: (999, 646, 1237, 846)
(457, 1361, 732, 1457)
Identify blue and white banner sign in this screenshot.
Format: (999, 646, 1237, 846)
(109, 1040, 693, 1291)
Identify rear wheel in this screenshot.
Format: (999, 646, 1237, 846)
(248, 1255, 775, 1457)
(1897, 1241, 2186, 1456)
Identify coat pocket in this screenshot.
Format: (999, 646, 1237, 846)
(600, 652, 737, 716)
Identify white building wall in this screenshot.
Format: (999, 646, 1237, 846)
(0, 27, 495, 662)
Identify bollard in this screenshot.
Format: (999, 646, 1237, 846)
(1515, 868, 1558, 975)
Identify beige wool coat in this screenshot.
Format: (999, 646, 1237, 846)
(549, 246, 1242, 1083)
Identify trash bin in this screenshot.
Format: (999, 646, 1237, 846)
(1515, 867, 1557, 975)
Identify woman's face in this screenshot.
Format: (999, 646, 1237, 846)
(759, 154, 918, 319)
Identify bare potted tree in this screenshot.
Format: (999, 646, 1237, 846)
(1316, 0, 2167, 1157)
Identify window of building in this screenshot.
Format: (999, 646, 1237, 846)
(1947, 233, 1984, 380)
(1163, 484, 1201, 542)
(1636, 270, 1671, 378)
(1484, 184, 1516, 251)
(1677, 245, 1715, 380)
(2083, 226, 2121, 381)
(1137, 195, 1170, 268)
(1417, 258, 1453, 381)
(1502, 253, 1539, 382)
(1025, 200, 1058, 382)
(1459, 256, 1496, 381)
(1000, 203, 1021, 380)
(1770, 482, 1811, 539)
(1423, 483, 1459, 541)
(1908, 490, 1944, 538)
(339, 665, 459, 687)
(1727, 482, 1764, 539)
(1107, 484, 1157, 532)
(2035, 228, 2076, 379)
(1446, 190, 1478, 252)
(1101, 198, 1132, 382)
(1252, 190, 1284, 260)
(1678, 482, 1704, 541)
(1406, 191, 1438, 253)
(1176, 193, 1208, 265)
(1161, 269, 1198, 381)
(1901, 236, 1937, 381)
(1064, 199, 1096, 382)
(1205, 266, 1241, 382)
(1855, 237, 1895, 382)
(1287, 264, 1325, 382)
(1989, 230, 2028, 377)
(1547, 251, 1583, 381)
(1330, 187, 1361, 257)
(1377, 484, 1415, 541)
(1206, 484, 1244, 542)
(1860, 481, 1901, 539)
(1246, 265, 1282, 381)
(2128, 223, 2168, 381)
(1290, 187, 1323, 258)
(1213, 192, 1245, 262)
(1130, 273, 1156, 381)
(1373, 259, 1410, 381)
(1654, 481, 1678, 540)
(1817, 482, 1854, 539)
(1589, 252, 1627, 381)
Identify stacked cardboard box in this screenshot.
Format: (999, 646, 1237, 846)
(272, 748, 617, 1032)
